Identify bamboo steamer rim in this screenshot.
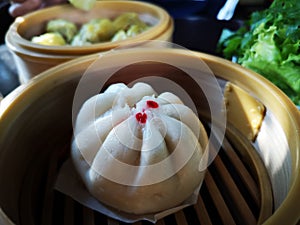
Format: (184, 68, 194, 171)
(8, 1, 171, 55)
(5, 18, 174, 62)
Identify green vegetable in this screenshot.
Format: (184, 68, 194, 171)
(218, 0, 300, 105)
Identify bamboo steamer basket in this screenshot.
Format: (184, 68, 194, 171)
(0, 48, 299, 225)
(5, 1, 173, 83)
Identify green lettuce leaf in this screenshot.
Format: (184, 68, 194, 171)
(218, 0, 300, 105)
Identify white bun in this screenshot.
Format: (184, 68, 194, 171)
(72, 82, 208, 214)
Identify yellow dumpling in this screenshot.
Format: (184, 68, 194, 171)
(46, 19, 78, 42)
(31, 32, 66, 46)
(72, 18, 116, 45)
(126, 24, 149, 37)
(113, 12, 148, 31)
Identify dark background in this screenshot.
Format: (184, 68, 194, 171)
(1, 3, 14, 44)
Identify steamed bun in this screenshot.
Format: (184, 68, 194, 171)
(71, 82, 208, 214)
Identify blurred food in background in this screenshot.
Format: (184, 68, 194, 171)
(30, 13, 151, 46)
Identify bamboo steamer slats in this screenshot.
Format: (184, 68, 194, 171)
(18, 125, 273, 225)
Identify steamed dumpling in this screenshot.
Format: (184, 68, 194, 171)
(71, 82, 208, 214)
(71, 18, 116, 46)
(113, 12, 148, 32)
(46, 19, 78, 43)
(31, 32, 66, 46)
